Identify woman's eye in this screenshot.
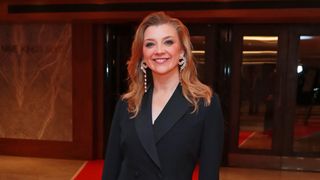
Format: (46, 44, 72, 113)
(164, 40, 174, 46)
(145, 42, 154, 48)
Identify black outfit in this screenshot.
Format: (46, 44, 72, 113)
(102, 85, 224, 180)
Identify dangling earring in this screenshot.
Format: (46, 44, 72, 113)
(179, 55, 186, 72)
(140, 60, 148, 93)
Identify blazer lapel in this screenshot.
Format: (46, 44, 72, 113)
(134, 88, 162, 170)
(153, 85, 191, 143)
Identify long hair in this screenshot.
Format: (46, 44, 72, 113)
(122, 11, 212, 118)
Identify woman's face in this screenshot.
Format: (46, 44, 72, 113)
(142, 23, 184, 77)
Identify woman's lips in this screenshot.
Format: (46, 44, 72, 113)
(153, 58, 169, 64)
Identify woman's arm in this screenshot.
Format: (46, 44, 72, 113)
(199, 94, 224, 180)
(102, 100, 124, 180)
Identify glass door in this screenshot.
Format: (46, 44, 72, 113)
(288, 26, 320, 157)
(229, 25, 320, 171)
(294, 35, 320, 154)
(188, 25, 219, 91)
(228, 25, 288, 169)
(238, 35, 278, 150)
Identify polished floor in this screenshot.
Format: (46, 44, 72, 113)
(0, 155, 84, 180)
(0, 155, 320, 180)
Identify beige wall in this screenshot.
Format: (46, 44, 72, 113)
(0, 24, 72, 141)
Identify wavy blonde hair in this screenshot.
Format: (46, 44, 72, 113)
(122, 11, 212, 117)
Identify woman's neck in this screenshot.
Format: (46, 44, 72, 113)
(152, 69, 180, 93)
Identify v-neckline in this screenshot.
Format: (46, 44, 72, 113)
(150, 84, 180, 126)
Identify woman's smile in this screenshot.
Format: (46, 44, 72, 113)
(153, 57, 170, 64)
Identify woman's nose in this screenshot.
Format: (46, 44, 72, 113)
(155, 45, 165, 54)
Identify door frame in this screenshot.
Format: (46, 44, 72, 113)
(228, 24, 320, 171)
(228, 24, 289, 169)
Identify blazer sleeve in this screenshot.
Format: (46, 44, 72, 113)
(102, 100, 125, 180)
(199, 94, 224, 180)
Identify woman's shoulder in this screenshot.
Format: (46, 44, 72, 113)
(198, 93, 221, 108)
(115, 98, 128, 110)
(196, 93, 222, 119)
(112, 98, 130, 121)
(110, 98, 129, 117)
(198, 93, 224, 124)
(211, 93, 221, 104)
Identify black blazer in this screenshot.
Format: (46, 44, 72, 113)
(102, 85, 224, 180)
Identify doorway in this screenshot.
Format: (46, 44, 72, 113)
(228, 25, 320, 171)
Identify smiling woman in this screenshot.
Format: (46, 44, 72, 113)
(102, 11, 224, 180)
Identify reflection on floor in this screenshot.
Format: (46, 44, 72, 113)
(220, 167, 320, 180)
(238, 130, 272, 149)
(294, 119, 320, 152)
(0, 155, 320, 180)
(238, 114, 320, 151)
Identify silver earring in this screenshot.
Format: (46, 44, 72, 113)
(179, 56, 186, 71)
(140, 60, 148, 93)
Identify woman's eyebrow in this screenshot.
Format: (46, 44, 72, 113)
(143, 35, 174, 42)
(144, 38, 155, 42)
(163, 36, 173, 40)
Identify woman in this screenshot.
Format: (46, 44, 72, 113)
(102, 12, 224, 180)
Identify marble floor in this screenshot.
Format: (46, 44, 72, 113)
(0, 155, 320, 180)
(0, 155, 84, 180)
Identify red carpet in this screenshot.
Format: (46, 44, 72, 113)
(74, 160, 104, 180)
